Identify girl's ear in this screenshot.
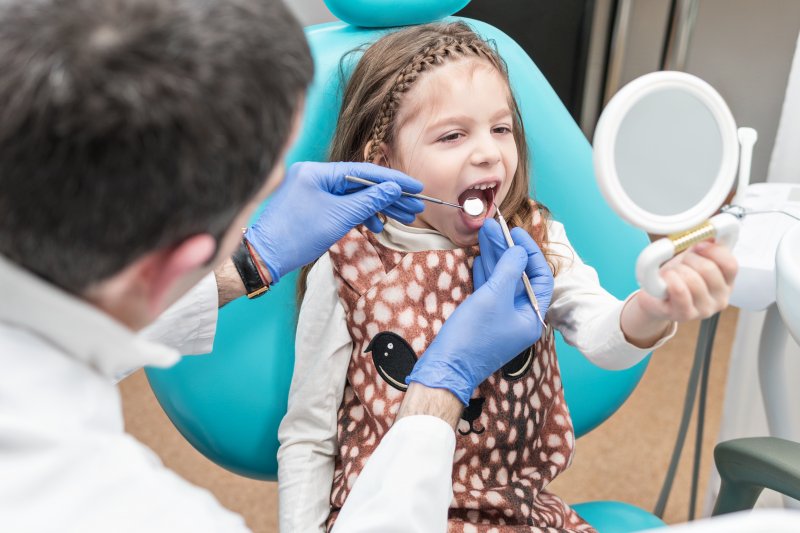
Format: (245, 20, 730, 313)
(363, 141, 392, 167)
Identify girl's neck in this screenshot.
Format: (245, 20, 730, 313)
(377, 218, 460, 253)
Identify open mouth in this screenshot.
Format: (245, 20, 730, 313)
(457, 181, 498, 220)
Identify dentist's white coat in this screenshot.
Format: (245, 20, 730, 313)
(0, 256, 453, 532)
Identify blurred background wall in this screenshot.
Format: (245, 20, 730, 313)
(288, 0, 800, 184)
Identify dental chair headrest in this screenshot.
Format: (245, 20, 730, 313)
(324, 0, 470, 28)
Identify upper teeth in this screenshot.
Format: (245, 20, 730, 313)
(472, 183, 496, 191)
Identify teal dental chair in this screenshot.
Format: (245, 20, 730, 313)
(146, 1, 663, 530)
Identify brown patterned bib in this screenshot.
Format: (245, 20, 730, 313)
(325, 226, 594, 532)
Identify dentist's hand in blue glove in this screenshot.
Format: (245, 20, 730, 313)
(474, 219, 554, 324)
(245, 161, 424, 284)
(406, 220, 554, 405)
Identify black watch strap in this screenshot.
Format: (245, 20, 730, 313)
(232, 238, 269, 299)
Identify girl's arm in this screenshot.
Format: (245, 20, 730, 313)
(277, 252, 352, 533)
(546, 221, 678, 370)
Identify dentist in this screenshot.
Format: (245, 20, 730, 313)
(0, 0, 550, 531)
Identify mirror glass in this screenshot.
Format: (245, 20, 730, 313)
(614, 89, 723, 217)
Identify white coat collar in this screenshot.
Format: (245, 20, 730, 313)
(0, 255, 180, 378)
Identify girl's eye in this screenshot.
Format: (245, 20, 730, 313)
(438, 132, 463, 143)
(493, 126, 513, 135)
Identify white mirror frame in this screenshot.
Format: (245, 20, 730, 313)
(593, 71, 739, 235)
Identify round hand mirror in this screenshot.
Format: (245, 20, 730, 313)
(593, 71, 753, 299)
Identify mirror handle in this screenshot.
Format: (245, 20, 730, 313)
(636, 213, 741, 299)
(636, 239, 674, 299)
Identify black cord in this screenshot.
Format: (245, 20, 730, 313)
(654, 313, 721, 518)
(654, 317, 706, 517)
(690, 312, 720, 520)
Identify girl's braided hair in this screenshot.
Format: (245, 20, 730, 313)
(298, 22, 560, 305)
(364, 35, 501, 163)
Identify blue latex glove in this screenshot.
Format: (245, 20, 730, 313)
(245, 161, 424, 283)
(406, 219, 554, 405)
(474, 219, 554, 323)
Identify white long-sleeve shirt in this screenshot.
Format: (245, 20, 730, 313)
(0, 253, 461, 532)
(278, 219, 677, 532)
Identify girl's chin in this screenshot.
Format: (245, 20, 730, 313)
(446, 226, 480, 247)
(423, 217, 481, 247)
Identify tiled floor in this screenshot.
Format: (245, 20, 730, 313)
(121, 308, 739, 532)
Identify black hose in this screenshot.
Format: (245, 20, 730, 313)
(690, 312, 720, 519)
(654, 313, 720, 518)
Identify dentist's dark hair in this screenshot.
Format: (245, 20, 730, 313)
(0, 0, 313, 293)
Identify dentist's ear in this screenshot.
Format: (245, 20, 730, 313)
(363, 141, 392, 167)
(142, 234, 217, 316)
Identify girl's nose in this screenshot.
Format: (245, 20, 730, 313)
(470, 134, 502, 167)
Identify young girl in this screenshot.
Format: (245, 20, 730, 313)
(278, 22, 735, 532)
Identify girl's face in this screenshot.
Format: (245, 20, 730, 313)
(385, 59, 518, 247)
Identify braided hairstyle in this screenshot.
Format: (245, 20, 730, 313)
(363, 38, 499, 163)
(298, 22, 559, 304)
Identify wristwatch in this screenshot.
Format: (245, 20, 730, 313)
(231, 236, 270, 299)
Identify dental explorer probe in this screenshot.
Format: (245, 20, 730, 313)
(344, 175, 464, 210)
(493, 203, 547, 327)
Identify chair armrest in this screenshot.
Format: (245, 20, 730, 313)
(713, 437, 800, 515)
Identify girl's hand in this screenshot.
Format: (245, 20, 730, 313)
(633, 240, 739, 323)
(406, 221, 554, 406)
(620, 241, 737, 348)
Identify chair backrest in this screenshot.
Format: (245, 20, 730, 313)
(146, 1, 651, 480)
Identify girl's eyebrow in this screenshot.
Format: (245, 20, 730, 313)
(425, 114, 473, 131)
(426, 107, 512, 131)
(490, 107, 513, 121)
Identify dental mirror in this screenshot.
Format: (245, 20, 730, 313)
(463, 197, 484, 217)
(593, 71, 755, 299)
